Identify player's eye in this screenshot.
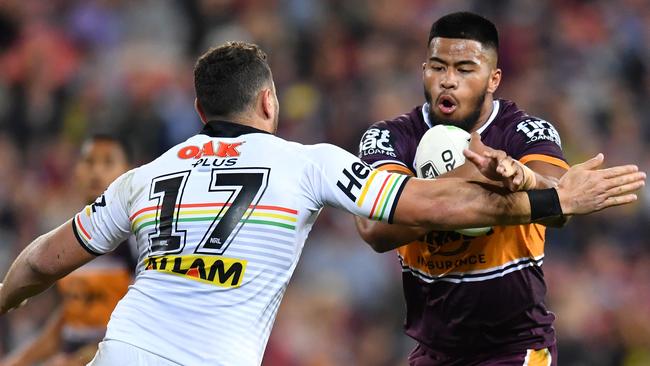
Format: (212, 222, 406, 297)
(458, 68, 473, 74)
(431, 65, 444, 72)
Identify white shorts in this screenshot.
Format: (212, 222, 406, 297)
(88, 339, 182, 366)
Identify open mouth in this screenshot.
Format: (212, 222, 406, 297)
(437, 95, 457, 114)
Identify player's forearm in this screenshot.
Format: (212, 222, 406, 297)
(525, 171, 558, 190)
(354, 216, 429, 252)
(526, 161, 570, 226)
(355, 163, 508, 250)
(0, 234, 60, 315)
(530, 174, 570, 227)
(1, 220, 95, 315)
(393, 178, 535, 230)
(429, 181, 531, 230)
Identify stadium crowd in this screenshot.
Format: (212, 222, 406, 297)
(0, 0, 648, 365)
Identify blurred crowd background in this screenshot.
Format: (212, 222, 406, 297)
(0, 0, 649, 365)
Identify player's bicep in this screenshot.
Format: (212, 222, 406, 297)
(307, 144, 410, 222)
(509, 117, 569, 185)
(28, 219, 96, 278)
(330, 162, 410, 222)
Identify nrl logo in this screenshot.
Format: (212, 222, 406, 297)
(420, 162, 439, 179)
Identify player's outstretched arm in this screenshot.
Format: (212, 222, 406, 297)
(0, 220, 95, 316)
(391, 154, 645, 229)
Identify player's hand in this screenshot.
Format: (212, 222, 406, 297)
(489, 151, 536, 191)
(556, 153, 646, 215)
(467, 132, 489, 156)
(463, 133, 502, 181)
(463, 133, 534, 190)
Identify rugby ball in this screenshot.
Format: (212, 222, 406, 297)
(414, 125, 491, 237)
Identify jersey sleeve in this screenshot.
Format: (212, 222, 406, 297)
(507, 118, 570, 169)
(303, 144, 410, 223)
(358, 122, 412, 173)
(72, 170, 134, 255)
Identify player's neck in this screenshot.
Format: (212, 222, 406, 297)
(232, 118, 272, 134)
(207, 114, 274, 134)
(470, 95, 496, 133)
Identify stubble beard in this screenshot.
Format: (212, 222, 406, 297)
(424, 87, 487, 132)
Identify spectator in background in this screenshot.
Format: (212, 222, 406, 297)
(1, 135, 136, 366)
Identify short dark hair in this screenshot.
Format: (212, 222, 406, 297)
(428, 12, 499, 50)
(194, 41, 272, 119)
(84, 133, 133, 164)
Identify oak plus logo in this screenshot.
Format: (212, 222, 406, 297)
(178, 141, 243, 159)
(178, 141, 241, 168)
(359, 128, 396, 157)
(516, 119, 561, 146)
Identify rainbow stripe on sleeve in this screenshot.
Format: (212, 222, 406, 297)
(130, 203, 299, 235)
(75, 213, 92, 242)
(357, 173, 408, 221)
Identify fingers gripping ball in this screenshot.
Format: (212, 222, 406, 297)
(414, 125, 492, 236)
(499, 157, 537, 191)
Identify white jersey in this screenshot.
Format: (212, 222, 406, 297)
(72, 121, 410, 365)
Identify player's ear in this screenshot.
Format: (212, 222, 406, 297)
(487, 68, 501, 94)
(261, 88, 275, 120)
(194, 99, 208, 125)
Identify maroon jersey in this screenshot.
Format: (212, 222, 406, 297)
(359, 99, 569, 356)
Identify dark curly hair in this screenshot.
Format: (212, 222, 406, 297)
(428, 12, 499, 51)
(194, 41, 272, 119)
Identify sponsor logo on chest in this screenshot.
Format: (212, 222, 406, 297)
(516, 119, 561, 146)
(145, 255, 247, 288)
(359, 128, 397, 157)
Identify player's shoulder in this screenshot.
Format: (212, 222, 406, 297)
(494, 99, 562, 146)
(293, 141, 351, 166)
(359, 106, 426, 163)
(234, 134, 351, 172)
(365, 106, 426, 134)
(105, 167, 137, 195)
(495, 99, 558, 129)
(253, 133, 338, 158)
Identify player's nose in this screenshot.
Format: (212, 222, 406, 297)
(440, 71, 458, 89)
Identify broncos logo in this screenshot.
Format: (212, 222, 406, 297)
(423, 230, 493, 256)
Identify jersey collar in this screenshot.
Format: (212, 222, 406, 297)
(421, 100, 500, 133)
(422, 103, 434, 128)
(201, 120, 271, 138)
(475, 100, 500, 135)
